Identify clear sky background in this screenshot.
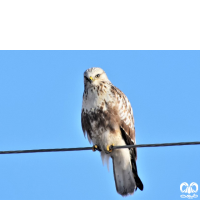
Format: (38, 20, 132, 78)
(0, 51, 200, 200)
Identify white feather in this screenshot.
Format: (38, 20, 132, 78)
(101, 152, 110, 171)
(112, 148, 136, 196)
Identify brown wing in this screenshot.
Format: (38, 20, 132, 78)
(81, 109, 92, 143)
(110, 85, 136, 158)
(110, 84, 143, 191)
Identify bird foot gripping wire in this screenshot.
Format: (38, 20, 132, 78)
(92, 145, 101, 152)
(107, 144, 114, 153)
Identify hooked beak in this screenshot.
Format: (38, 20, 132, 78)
(84, 76, 93, 84)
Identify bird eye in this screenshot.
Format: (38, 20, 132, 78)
(95, 74, 100, 78)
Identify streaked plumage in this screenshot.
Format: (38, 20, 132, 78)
(81, 67, 143, 196)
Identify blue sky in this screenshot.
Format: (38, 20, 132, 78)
(0, 51, 200, 200)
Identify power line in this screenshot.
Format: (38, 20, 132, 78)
(112, 141, 200, 149)
(0, 141, 200, 155)
(0, 147, 93, 154)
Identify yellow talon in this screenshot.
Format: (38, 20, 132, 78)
(107, 144, 114, 152)
(92, 145, 98, 152)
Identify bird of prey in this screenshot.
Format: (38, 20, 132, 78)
(81, 67, 143, 196)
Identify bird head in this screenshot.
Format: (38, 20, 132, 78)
(83, 67, 110, 88)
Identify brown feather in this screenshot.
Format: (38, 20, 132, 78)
(110, 84, 143, 190)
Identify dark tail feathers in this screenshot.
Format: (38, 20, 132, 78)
(135, 174, 143, 191)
